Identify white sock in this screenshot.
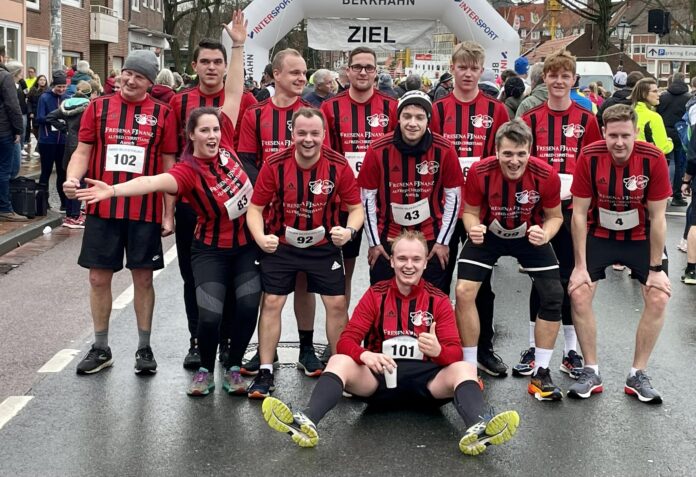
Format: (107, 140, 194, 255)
(529, 321, 536, 348)
(533, 347, 553, 373)
(586, 364, 599, 374)
(260, 364, 274, 374)
(462, 347, 478, 364)
(563, 325, 577, 355)
(630, 367, 639, 377)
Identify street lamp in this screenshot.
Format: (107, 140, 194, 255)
(616, 18, 632, 67)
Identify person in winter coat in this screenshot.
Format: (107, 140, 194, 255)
(432, 71, 453, 100)
(631, 77, 674, 157)
(515, 63, 547, 117)
(36, 70, 68, 210)
(597, 71, 643, 128)
(657, 72, 691, 206)
(502, 76, 525, 119)
(66, 60, 94, 96)
(45, 80, 96, 226)
(26, 75, 48, 154)
(5, 61, 27, 176)
(150, 68, 176, 103)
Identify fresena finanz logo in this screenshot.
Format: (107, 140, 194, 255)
(248, 0, 294, 40)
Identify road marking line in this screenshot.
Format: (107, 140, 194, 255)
(37, 349, 81, 373)
(666, 211, 686, 217)
(0, 396, 33, 430)
(112, 245, 178, 310)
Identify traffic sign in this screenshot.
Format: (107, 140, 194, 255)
(645, 45, 696, 60)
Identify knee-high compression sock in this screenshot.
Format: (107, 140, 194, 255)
(302, 372, 344, 425)
(453, 381, 487, 428)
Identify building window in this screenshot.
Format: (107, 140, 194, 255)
(132, 0, 139, 11)
(62, 0, 82, 8)
(519, 15, 524, 21)
(0, 22, 20, 61)
(26, 0, 40, 11)
(63, 51, 81, 69)
(660, 63, 671, 75)
(633, 46, 641, 54)
(641, 45, 646, 54)
(646, 62, 656, 74)
(113, 0, 123, 18)
(142, 0, 149, 9)
(531, 31, 540, 40)
(520, 29, 527, 37)
(112, 56, 123, 74)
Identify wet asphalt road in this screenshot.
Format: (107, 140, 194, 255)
(0, 212, 695, 476)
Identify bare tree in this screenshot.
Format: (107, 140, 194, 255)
(559, 0, 623, 55)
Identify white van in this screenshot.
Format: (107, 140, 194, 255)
(576, 61, 615, 94)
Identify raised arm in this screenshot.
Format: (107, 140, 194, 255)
(220, 9, 248, 126)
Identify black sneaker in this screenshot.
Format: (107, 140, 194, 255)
(297, 347, 325, 377)
(135, 346, 157, 375)
(76, 345, 114, 374)
(477, 349, 508, 377)
(560, 350, 584, 379)
(681, 268, 696, 285)
(247, 369, 275, 399)
(218, 339, 231, 365)
(241, 350, 280, 376)
(319, 346, 332, 364)
(183, 345, 201, 370)
(528, 367, 563, 401)
(512, 347, 535, 377)
(671, 197, 688, 207)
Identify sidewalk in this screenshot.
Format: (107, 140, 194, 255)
(0, 159, 63, 257)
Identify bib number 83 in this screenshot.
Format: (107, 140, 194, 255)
(237, 195, 248, 210)
(113, 154, 137, 166)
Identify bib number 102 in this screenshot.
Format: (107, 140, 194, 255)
(390, 344, 416, 358)
(113, 154, 137, 166)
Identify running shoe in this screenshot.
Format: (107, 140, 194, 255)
(458, 409, 520, 456)
(62, 217, 85, 229)
(671, 197, 688, 207)
(218, 339, 231, 365)
(528, 367, 563, 401)
(567, 367, 603, 399)
(134, 346, 157, 374)
(183, 342, 201, 370)
(681, 268, 696, 285)
(76, 345, 113, 374)
(187, 368, 215, 396)
(319, 346, 332, 364)
(559, 350, 584, 379)
(262, 397, 319, 448)
(477, 349, 508, 377)
(297, 347, 325, 377)
(677, 238, 688, 253)
(240, 350, 279, 376)
(512, 347, 535, 377)
(223, 366, 247, 395)
(624, 370, 662, 404)
(247, 369, 275, 399)
(612, 263, 626, 271)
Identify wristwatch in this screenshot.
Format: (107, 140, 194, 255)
(649, 265, 663, 272)
(347, 226, 357, 242)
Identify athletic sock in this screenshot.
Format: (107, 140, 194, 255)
(94, 330, 109, 350)
(299, 329, 314, 350)
(629, 367, 639, 377)
(453, 380, 486, 428)
(686, 263, 696, 272)
(260, 364, 274, 374)
(303, 372, 344, 424)
(532, 347, 553, 374)
(462, 346, 478, 365)
(563, 325, 577, 355)
(586, 364, 599, 374)
(137, 329, 151, 349)
(529, 322, 536, 348)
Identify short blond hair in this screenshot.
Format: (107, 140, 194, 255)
(602, 104, 637, 126)
(272, 48, 303, 73)
(451, 41, 485, 67)
(391, 230, 428, 255)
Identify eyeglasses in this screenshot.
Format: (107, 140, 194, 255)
(349, 64, 376, 73)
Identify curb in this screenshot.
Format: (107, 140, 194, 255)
(0, 211, 64, 257)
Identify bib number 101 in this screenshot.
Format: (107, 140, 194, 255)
(113, 154, 137, 167)
(390, 343, 416, 358)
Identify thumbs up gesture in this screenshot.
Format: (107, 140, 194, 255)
(418, 321, 441, 358)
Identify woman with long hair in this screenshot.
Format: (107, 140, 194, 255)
(630, 78, 674, 157)
(75, 10, 260, 397)
(26, 74, 48, 158)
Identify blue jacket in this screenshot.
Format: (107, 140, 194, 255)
(570, 89, 595, 113)
(36, 89, 66, 144)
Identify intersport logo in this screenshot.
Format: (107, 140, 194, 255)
(247, 0, 294, 40)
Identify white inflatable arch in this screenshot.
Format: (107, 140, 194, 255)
(228, 0, 520, 82)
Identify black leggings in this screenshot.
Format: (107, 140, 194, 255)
(38, 143, 67, 207)
(175, 202, 199, 340)
(191, 241, 262, 371)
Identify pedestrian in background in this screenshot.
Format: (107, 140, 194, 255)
(150, 68, 176, 102)
(657, 72, 690, 206)
(5, 60, 28, 175)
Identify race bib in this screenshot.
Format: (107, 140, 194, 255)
(488, 219, 528, 239)
(382, 336, 424, 361)
(345, 152, 365, 178)
(285, 225, 325, 248)
(598, 208, 639, 231)
(223, 179, 253, 221)
(458, 157, 480, 181)
(105, 144, 146, 174)
(391, 198, 430, 226)
(559, 173, 573, 201)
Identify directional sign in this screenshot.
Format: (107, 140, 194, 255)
(646, 45, 696, 61)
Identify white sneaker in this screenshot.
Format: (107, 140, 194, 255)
(677, 238, 688, 253)
(21, 150, 28, 157)
(31, 152, 40, 158)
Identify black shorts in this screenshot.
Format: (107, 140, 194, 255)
(458, 234, 559, 282)
(552, 208, 575, 279)
(370, 240, 451, 293)
(353, 360, 451, 407)
(586, 236, 651, 284)
(339, 210, 363, 260)
(260, 243, 345, 296)
(78, 215, 164, 271)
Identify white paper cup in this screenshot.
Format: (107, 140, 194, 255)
(384, 366, 397, 389)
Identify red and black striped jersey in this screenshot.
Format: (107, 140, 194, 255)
(430, 91, 509, 170)
(251, 145, 361, 246)
(167, 112, 252, 249)
(521, 102, 602, 175)
(78, 93, 178, 223)
(337, 278, 462, 367)
(236, 96, 312, 168)
(571, 141, 671, 241)
(358, 132, 464, 243)
(465, 156, 561, 229)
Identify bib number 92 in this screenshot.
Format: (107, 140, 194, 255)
(296, 236, 313, 245)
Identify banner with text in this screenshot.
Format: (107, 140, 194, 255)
(307, 18, 435, 51)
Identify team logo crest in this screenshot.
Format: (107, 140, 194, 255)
(286, 120, 293, 131)
(515, 190, 540, 204)
(471, 114, 493, 129)
(562, 124, 585, 138)
(410, 310, 434, 327)
(367, 113, 390, 128)
(309, 179, 335, 195)
(416, 160, 440, 175)
(135, 114, 158, 126)
(623, 175, 649, 191)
